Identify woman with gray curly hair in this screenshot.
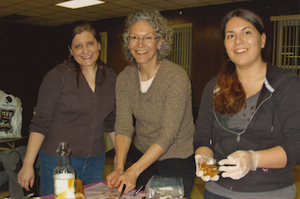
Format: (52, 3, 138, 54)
(122, 10, 173, 64)
(107, 10, 195, 198)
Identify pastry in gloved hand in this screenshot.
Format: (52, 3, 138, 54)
(219, 150, 258, 180)
(195, 155, 220, 182)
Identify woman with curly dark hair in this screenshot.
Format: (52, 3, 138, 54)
(107, 10, 195, 198)
(194, 9, 300, 199)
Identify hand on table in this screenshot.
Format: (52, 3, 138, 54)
(219, 150, 258, 180)
(17, 165, 35, 191)
(195, 154, 220, 182)
(106, 168, 123, 189)
(116, 169, 137, 194)
(107, 168, 138, 194)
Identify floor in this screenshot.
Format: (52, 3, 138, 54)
(103, 150, 300, 199)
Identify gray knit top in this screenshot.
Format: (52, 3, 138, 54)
(115, 59, 194, 160)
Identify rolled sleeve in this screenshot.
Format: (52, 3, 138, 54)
(29, 67, 62, 136)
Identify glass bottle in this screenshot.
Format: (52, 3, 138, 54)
(53, 142, 76, 199)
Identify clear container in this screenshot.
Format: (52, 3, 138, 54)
(53, 142, 76, 199)
(196, 156, 220, 177)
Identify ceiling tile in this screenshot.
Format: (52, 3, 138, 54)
(202, 0, 233, 4)
(86, 10, 115, 17)
(54, 12, 74, 18)
(153, 1, 184, 9)
(99, 0, 119, 2)
(0, 0, 252, 27)
(169, 0, 203, 5)
(114, 7, 139, 14)
(0, 7, 18, 14)
(111, 0, 141, 7)
(18, 1, 49, 8)
(41, 5, 70, 12)
(130, 4, 161, 10)
(61, 9, 90, 16)
(25, 8, 57, 15)
(7, 4, 36, 11)
(1, 0, 26, 3)
(0, 1, 14, 7)
(132, 0, 164, 3)
(29, 0, 61, 3)
(68, 2, 123, 12)
(39, 14, 62, 20)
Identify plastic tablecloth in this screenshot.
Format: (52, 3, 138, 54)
(43, 181, 145, 199)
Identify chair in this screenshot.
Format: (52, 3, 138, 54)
(0, 147, 9, 197)
(0, 146, 26, 198)
(0, 145, 40, 197)
(0, 146, 40, 197)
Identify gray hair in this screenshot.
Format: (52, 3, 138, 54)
(122, 10, 173, 65)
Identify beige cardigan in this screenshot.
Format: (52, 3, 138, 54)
(115, 59, 194, 160)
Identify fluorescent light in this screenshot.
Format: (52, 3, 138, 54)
(56, 0, 105, 9)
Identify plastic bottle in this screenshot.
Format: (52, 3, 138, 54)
(53, 142, 76, 199)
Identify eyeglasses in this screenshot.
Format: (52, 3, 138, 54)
(129, 35, 158, 44)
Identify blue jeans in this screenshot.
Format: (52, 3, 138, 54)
(204, 189, 230, 199)
(39, 150, 105, 196)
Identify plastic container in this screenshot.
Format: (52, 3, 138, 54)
(196, 156, 220, 177)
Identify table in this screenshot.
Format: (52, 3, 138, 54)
(44, 181, 145, 199)
(0, 136, 28, 150)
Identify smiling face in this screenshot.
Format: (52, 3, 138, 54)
(224, 17, 266, 68)
(69, 31, 101, 69)
(128, 21, 163, 67)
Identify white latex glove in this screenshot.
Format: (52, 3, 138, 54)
(195, 155, 220, 182)
(218, 150, 258, 180)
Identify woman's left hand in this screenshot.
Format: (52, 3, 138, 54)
(115, 168, 138, 194)
(106, 168, 123, 189)
(218, 150, 258, 180)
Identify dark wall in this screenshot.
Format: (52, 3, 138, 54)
(161, 0, 300, 114)
(0, 0, 299, 136)
(91, 0, 300, 116)
(0, 22, 69, 136)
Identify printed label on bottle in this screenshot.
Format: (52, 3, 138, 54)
(54, 173, 75, 199)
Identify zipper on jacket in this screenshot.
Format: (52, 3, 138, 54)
(213, 93, 273, 142)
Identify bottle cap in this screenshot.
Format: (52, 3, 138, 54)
(56, 142, 71, 156)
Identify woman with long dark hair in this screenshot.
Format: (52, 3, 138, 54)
(18, 21, 117, 195)
(194, 9, 300, 199)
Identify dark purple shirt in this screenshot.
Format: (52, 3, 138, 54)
(29, 62, 116, 157)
